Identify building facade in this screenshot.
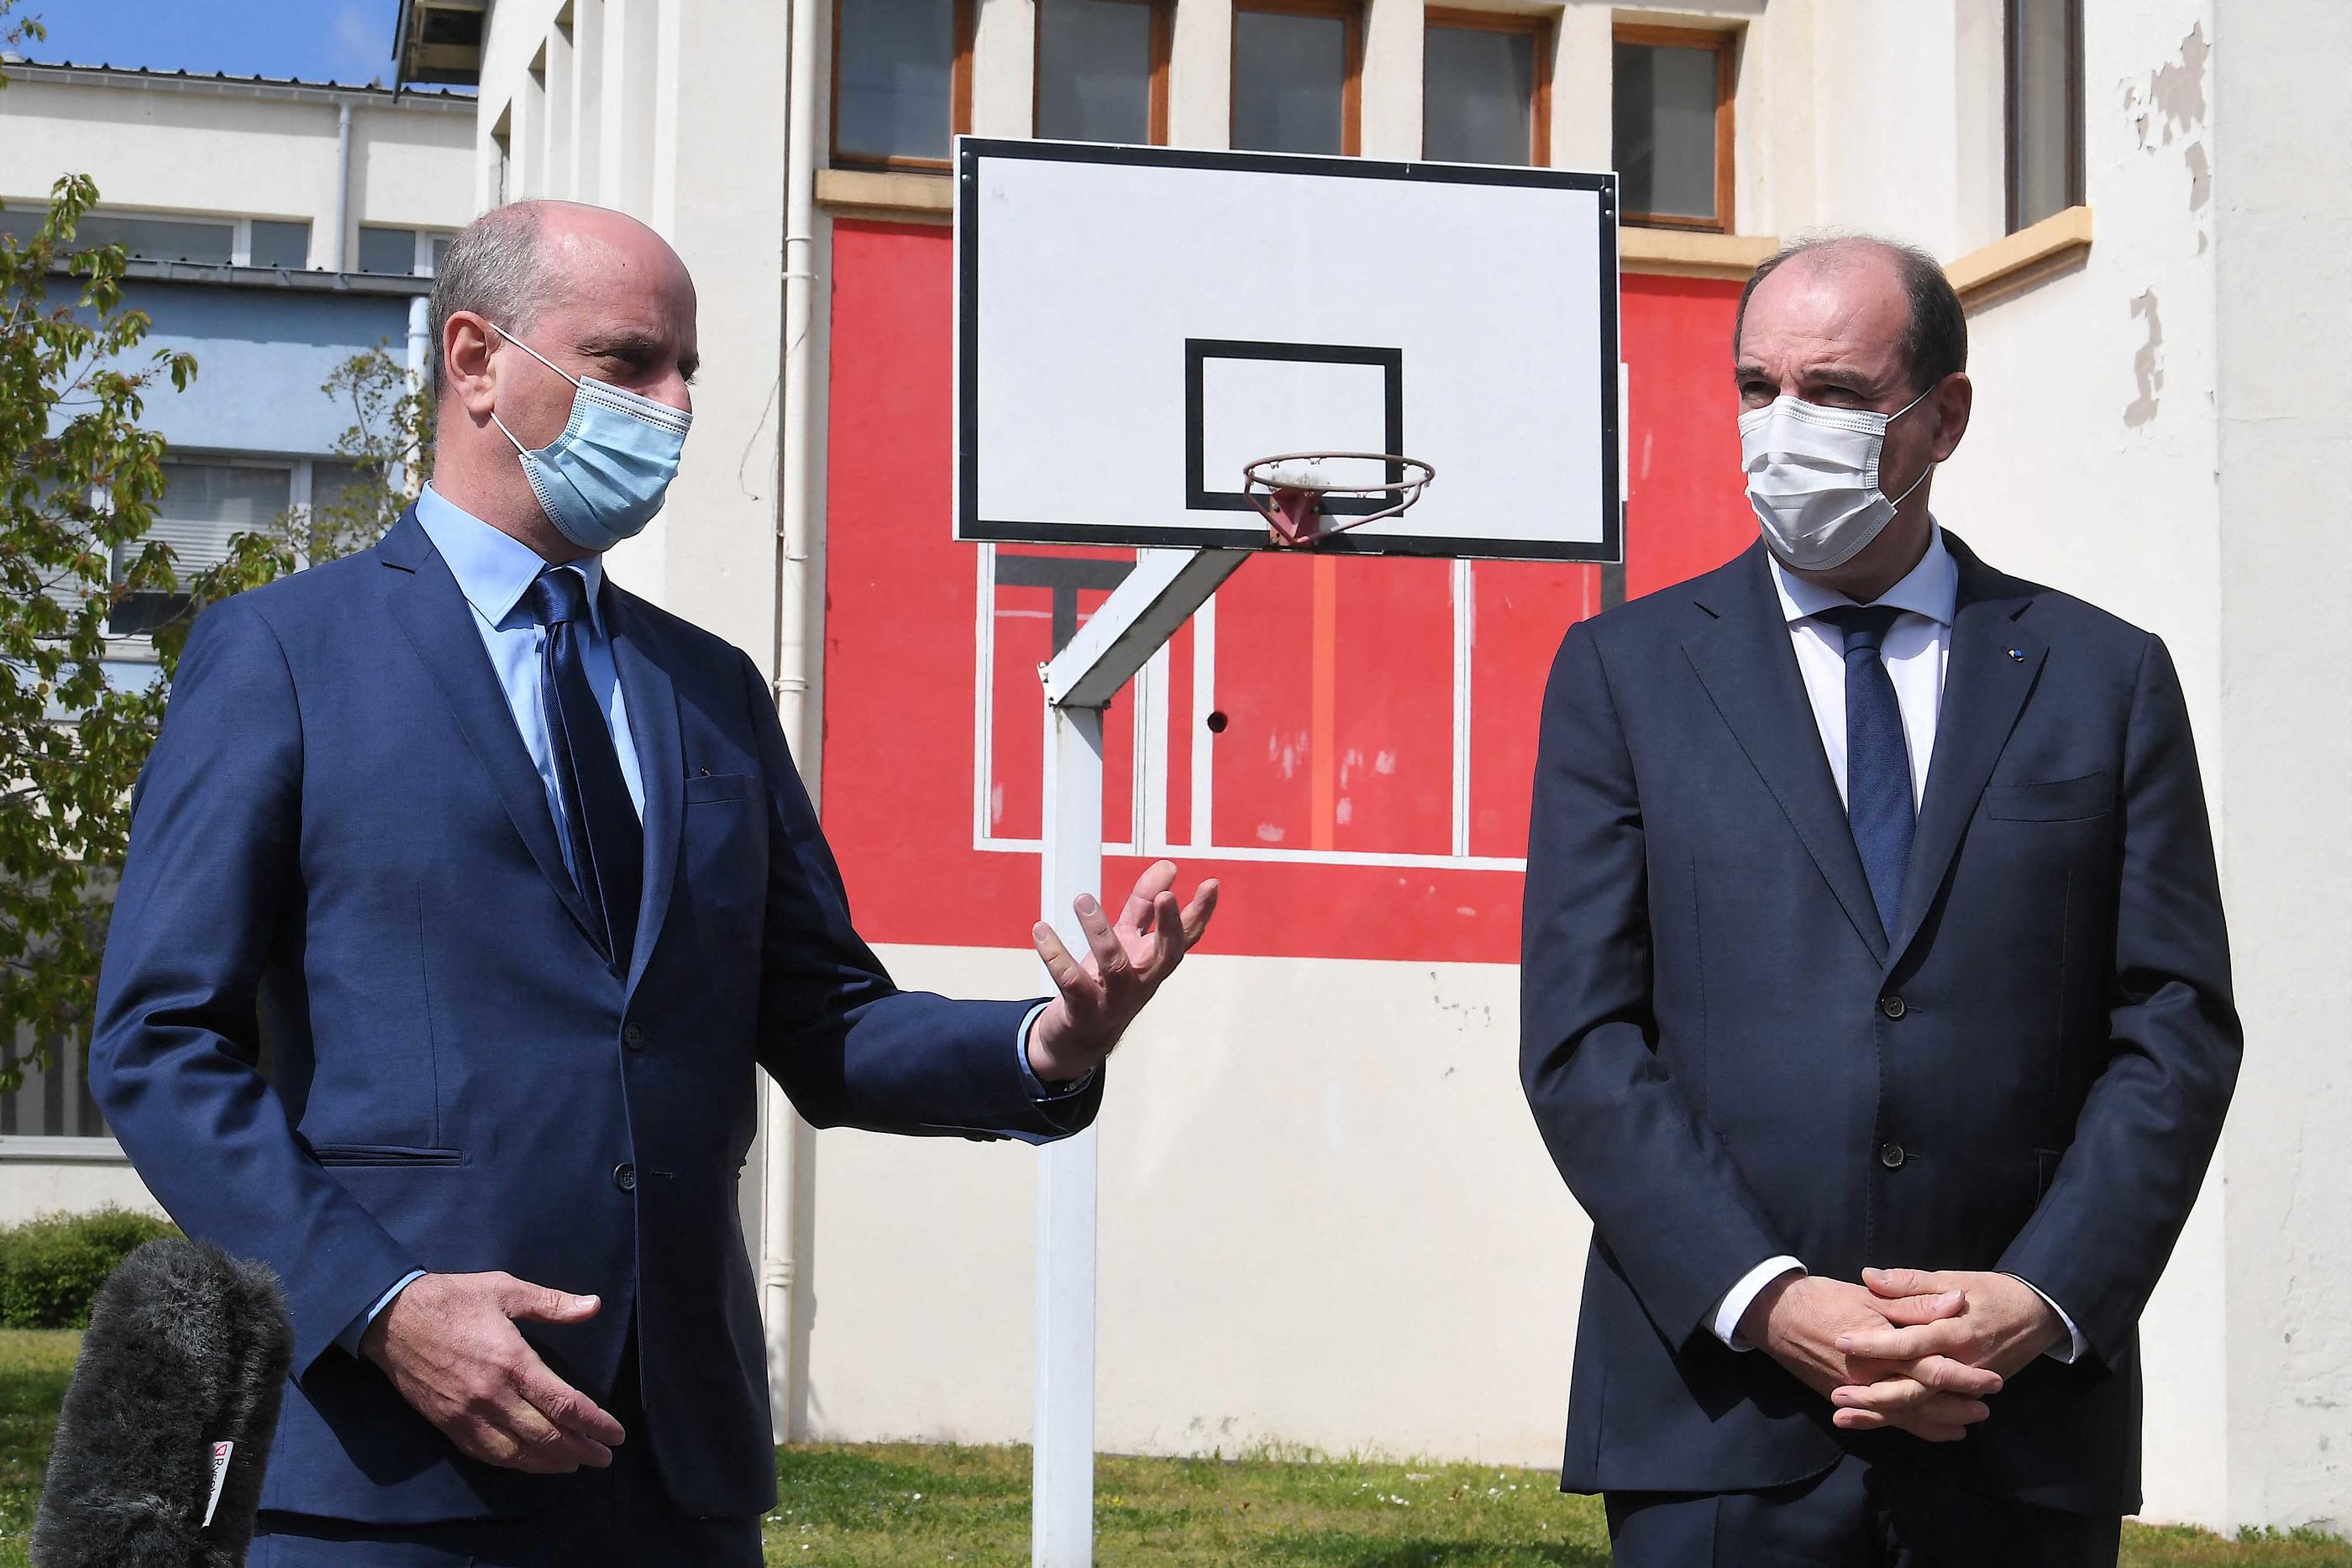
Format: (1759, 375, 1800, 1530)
(19, 0, 2339, 1536)
(0, 62, 474, 1187)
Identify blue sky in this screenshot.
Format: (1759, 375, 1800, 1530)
(6, 0, 435, 90)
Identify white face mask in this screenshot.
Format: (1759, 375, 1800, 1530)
(1739, 387, 1935, 572)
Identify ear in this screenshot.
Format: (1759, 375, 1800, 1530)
(1927, 372, 1972, 462)
(443, 311, 501, 420)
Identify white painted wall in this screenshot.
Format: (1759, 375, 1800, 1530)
(809, 945, 1583, 1466)
(2209, 0, 2352, 1536)
(0, 69, 473, 269)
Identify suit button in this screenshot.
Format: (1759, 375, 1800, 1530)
(623, 1023, 645, 1051)
(613, 1162, 638, 1193)
(1880, 995, 1907, 1020)
(1879, 1143, 1907, 1169)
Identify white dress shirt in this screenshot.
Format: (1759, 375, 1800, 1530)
(1707, 526, 2086, 1364)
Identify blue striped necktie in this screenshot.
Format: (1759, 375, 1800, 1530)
(1817, 604, 1914, 941)
(526, 566, 643, 970)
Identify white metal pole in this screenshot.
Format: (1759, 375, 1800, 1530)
(1034, 700, 1104, 1568)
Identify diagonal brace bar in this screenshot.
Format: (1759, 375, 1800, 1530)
(1041, 548, 1250, 710)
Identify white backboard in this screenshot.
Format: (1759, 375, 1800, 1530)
(955, 139, 1621, 562)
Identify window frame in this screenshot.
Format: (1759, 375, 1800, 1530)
(2003, 0, 2086, 234)
(1612, 21, 1737, 234)
(829, 0, 978, 172)
(1423, 8, 1553, 167)
(1231, 0, 1365, 160)
(108, 453, 308, 650)
(0, 207, 328, 270)
(1031, 0, 1174, 146)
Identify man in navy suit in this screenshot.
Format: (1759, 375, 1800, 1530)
(1520, 235, 2239, 1564)
(90, 199, 1218, 1566)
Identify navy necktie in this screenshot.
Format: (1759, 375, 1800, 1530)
(1818, 605, 1914, 941)
(526, 567, 643, 970)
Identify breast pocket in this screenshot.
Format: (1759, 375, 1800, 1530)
(685, 771, 754, 805)
(1983, 770, 2113, 823)
(681, 773, 766, 923)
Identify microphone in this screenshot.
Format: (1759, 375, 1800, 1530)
(31, 1238, 293, 1568)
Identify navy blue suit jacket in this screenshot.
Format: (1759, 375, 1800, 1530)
(90, 511, 1100, 1524)
(1520, 535, 2238, 1517)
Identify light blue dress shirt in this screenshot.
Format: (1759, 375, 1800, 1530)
(339, 489, 1075, 1356)
(417, 484, 645, 839)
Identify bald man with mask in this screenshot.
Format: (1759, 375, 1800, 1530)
(91, 201, 1218, 1565)
(1519, 236, 2238, 1564)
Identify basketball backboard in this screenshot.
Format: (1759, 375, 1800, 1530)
(955, 139, 1621, 563)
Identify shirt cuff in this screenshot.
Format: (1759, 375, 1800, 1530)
(1016, 1001, 1095, 1102)
(336, 1268, 427, 1358)
(2005, 1273, 2087, 1364)
(1710, 1256, 1806, 1350)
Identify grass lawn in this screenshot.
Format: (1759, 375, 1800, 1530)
(2, 1329, 2344, 1566)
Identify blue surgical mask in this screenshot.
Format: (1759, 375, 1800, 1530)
(489, 325, 692, 553)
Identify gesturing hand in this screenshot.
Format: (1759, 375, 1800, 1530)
(1026, 859, 1220, 1083)
(1740, 1273, 2000, 1444)
(360, 1271, 627, 1474)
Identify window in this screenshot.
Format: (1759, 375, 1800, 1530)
(1425, 10, 1550, 166)
(1613, 24, 1735, 231)
(1037, 0, 1170, 145)
(112, 460, 291, 637)
(359, 225, 420, 275)
(833, 0, 974, 168)
(0, 207, 316, 267)
(1232, 3, 1362, 157)
(358, 226, 454, 277)
(2006, 0, 2083, 232)
(249, 218, 312, 269)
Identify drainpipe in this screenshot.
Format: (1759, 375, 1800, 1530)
(402, 294, 431, 500)
(761, 0, 825, 1447)
(333, 101, 354, 270)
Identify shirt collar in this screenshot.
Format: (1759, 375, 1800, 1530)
(414, 484, 606, 633)
(1769, 522, 1958, 629)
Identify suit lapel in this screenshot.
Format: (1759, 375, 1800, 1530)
(379, 511, 600, 947)
(1683, 545, 1889, 964)
(605, 588, 684, 996)
(1887, 538, 2045, 960)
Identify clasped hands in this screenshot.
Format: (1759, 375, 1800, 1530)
(1740, 1266, 2068, 1444)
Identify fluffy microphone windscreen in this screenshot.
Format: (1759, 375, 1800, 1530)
(31, 1238, 293, 1568)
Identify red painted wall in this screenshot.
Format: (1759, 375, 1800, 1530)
(820, 219, 1752, 966)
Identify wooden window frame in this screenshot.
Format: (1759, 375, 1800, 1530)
(829, 0, 976, 172)
(1613, 22, 1736, 234)
(1424, 8, 1553, 167)
(2003, 0, 2086, 234)
(1231, 0, 1364, 159)
(1032, 0, 1174, 146)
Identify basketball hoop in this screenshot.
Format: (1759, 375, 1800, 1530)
(1242, 451, 1436, 549)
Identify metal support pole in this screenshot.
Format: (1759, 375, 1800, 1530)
(1028, 546, 1246, 1567)
(1033, 702, 1104, 1568)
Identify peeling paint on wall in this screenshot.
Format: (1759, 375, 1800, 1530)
(2126, 288, 2166, 429)
(2124, 23, 2216, 256)
(2124, 22, 2211, 149)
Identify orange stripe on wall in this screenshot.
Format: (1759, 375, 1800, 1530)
(1310, 553, 1337, 852)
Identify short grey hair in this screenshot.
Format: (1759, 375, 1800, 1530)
(426, 202, 554, 400)
(1734, 232, 1968, 397)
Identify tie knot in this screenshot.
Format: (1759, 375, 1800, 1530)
(1817, 603, 1903, 656)
(526, 566, 592, 630)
